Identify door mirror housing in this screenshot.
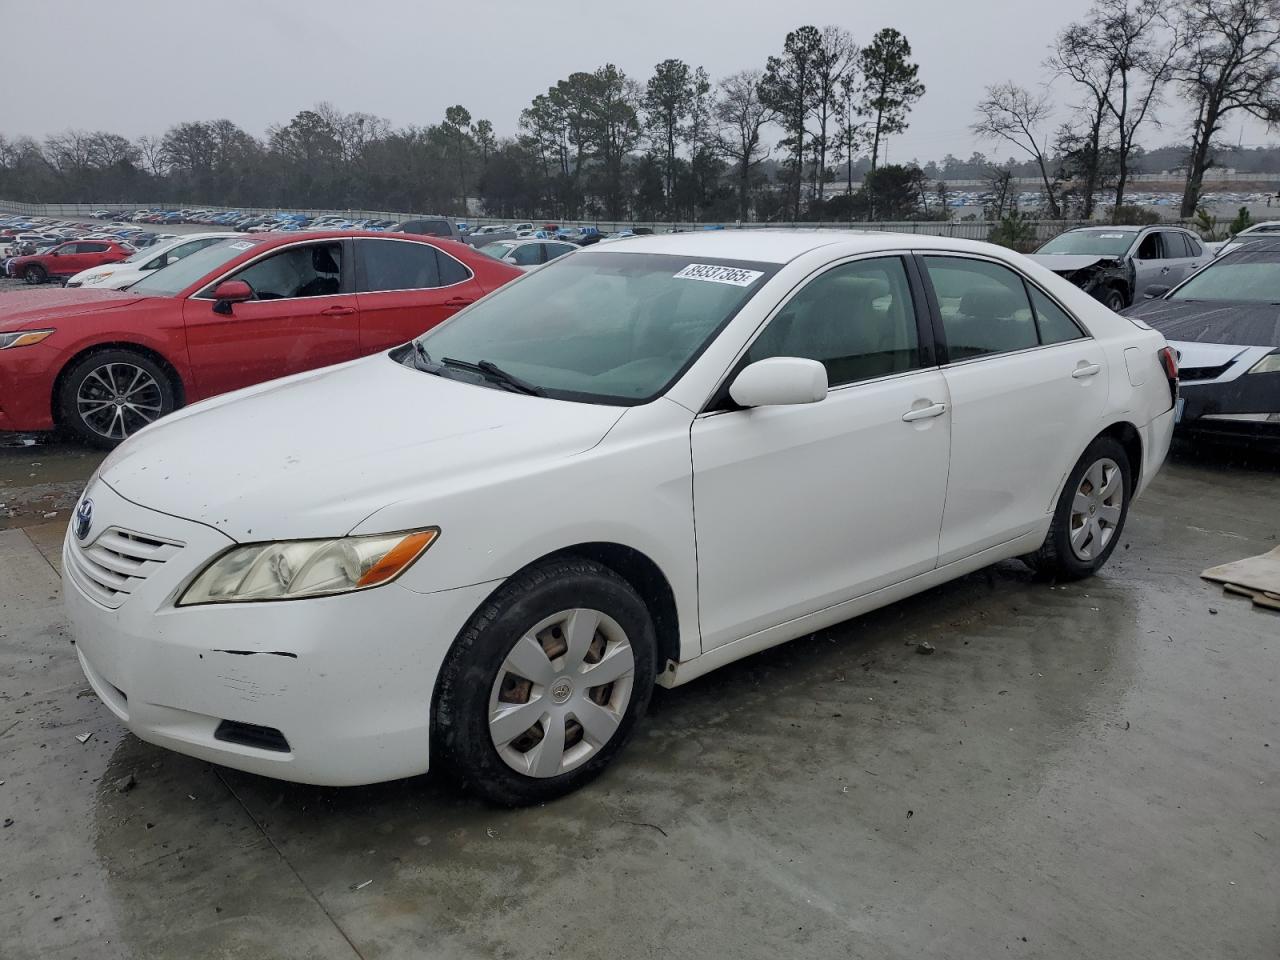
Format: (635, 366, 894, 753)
(211, 279, 253, 315)
(1142, 284, 1171, 300)
(729, 357, 828, 408)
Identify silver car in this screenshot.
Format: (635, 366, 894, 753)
(1030, 225, 1210, 310)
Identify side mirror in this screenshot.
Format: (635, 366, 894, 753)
(1142, 284, 1171, 300)
(211, 279, 253, 315)
(729, 357, 828, 408)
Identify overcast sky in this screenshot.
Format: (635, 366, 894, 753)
(9, 0, 1274, 163)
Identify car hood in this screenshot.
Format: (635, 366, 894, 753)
(100, 355, 628, 542)
(1123, 298, 1280, 348)
(1027, 254, 1118, 273)
(0, 288, 148, 332)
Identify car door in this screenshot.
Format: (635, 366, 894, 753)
(1169, 231, 1207, 281)
(353, 237, 485, 349)
(919, 254, 1108, 565)
(48, 242, 89, 276)
(182, 239, 360, 398)
(691, 255, 951, 651)
(1130, 230, 1177, 298)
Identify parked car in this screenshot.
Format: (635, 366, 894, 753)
(66, 232, 239, 289)
(0, 232, 521, 446)
(479, 238, 578, 269)
(1029, 225, 1210, 310)
(59, 231, 1176, 803)
(1212, 221, 1280, 258)
(1124, 238, 1280, 442)
(6, 238, 134, 284)
(391, 217, 463, 242)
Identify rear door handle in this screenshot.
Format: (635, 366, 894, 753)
(902, 402, 947, 422)
(1072, 362, 1102, 379)
(321, 305, 356, 317)
(445, 297, 474, 307)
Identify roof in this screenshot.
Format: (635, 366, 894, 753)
(1220, 237, 1280, 255)
(585, 228, 1011, 265)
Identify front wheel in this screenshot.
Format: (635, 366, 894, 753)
(1099, 287, 1127, 312)
(57, 349, 179, 449)
(434, 558, 656, 806)
(23, 265, 46, 284)
(1029, 436, 1132, 580)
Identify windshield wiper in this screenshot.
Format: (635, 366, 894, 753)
(441, 357, 546, 396)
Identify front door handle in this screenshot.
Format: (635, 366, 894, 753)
(445, 297, 475, 307)
(1160, 266, 1170, 275)
(1072, 362, 1102, 379)
(321, 305, 356, 317)
(902, 401, 947, 422)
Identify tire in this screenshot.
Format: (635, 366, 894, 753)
(433, 557, 657, 806)
(1099, 286, 1127, 312)
(1029, 436, 1132, 580)
(23, 265, 46, 284)
(57, 349, 178, 449)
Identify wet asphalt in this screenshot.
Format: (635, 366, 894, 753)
(0, 434, 1277, 959)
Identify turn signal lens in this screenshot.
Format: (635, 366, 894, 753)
(178, 528, 439, 606)
(0, 329, 55, 350)
(1247, 352, 1280, 374)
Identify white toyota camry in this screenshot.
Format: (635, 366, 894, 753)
(63, 231, 1178, 804)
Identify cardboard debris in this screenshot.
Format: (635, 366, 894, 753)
(1203, 547, 1280, 612)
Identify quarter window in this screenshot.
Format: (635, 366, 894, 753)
(1027, 286, 1085, 345)
(357, 238, 440, 291)
(510, 243, 543, 267)
(435, 249, 472, 285)
(746, 256, 921, 387)
(922, 257, 1039, 360)
(228, 243, 342, 299)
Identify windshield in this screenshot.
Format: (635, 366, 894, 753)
(129, 238, 262, 296)
(413, 251, 777, 404)
(1169, 250, 1280, 303)
(480, 241, 518, 259)
(1037, 231, 1137, 256)
(123, 239, 179, 264)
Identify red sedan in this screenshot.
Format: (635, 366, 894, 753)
(0, 232, 522, 446)
(7, 238, 135, 284)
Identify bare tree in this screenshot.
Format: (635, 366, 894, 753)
(1049, 21, 1118, 218)
(1174, 0, 1280, 216)
(972, 82, 1063, 218)
(714, 70, 775, 220)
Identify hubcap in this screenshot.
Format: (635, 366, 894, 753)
(1069, 457, 1123, 561)
(76, 362, 163, 440)
(488, 607, 636, 779)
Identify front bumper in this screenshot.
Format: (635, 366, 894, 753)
(63, 479, 494, 786)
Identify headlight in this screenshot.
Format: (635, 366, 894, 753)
(1247, 352, 1280, 374)
(0, 329, 55, 350)
(178, 528, 439, 606)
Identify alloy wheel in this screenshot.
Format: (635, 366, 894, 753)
(488, 607, 636, 778)
(1069, 457, 1123, 561)
(76, 362, 164, 441)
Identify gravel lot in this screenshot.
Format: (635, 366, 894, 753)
(0, 432, 1277, 959)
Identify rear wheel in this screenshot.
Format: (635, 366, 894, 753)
(23, 265, 46, 284)
(57, 349, 178, 449)
(1029, 436, 1132, 580)
(434, 557, 656, 806)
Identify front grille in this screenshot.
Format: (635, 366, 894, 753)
(67, 526, 184, 609)
(1180, 361, 1235, 382)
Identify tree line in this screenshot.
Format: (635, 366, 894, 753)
(2, 0, 1279, 224)
(974, 0, 1280, 221)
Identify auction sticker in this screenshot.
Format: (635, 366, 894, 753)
(674, 263, 764, 286)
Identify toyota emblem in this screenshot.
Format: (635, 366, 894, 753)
(74, 497, 94, 541)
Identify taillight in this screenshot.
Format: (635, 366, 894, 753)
(1158, 346, 1179, 407)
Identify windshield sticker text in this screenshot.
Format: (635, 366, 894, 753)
(674, 263, 764, 287)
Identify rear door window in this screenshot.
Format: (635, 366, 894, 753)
(922, 256, 1040, 360)
(357, 238, 440, 291)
